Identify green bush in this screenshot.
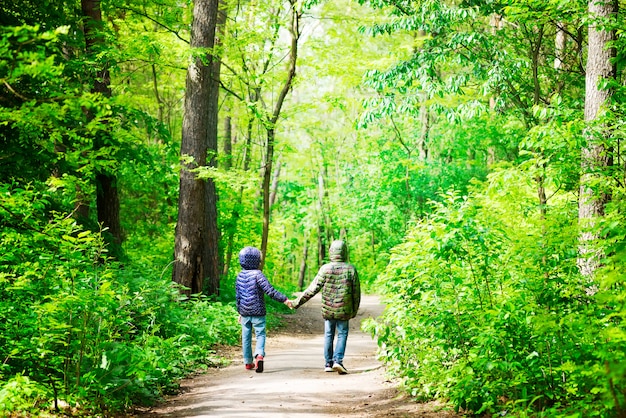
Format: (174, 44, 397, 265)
(0, 184, 240, 415)
(368, 169, 626, 416)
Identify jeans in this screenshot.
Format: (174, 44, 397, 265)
(241, 316, 266, 364)
(324, 319, 349, 364)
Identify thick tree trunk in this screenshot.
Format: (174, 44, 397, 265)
(203, 2, 227, 296)
(578, 0, 617, 278)
(81, 0, 122, 250)
(173, 0, 220, 296)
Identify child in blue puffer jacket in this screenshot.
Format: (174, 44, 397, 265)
(235, 246, 292, 372)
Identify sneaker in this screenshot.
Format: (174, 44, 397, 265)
(324, 362, 333, 372)
(245, 363, 254, 370)
(255, 355, 264, 373)
(332, 362, 348, 375)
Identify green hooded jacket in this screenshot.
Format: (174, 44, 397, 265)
(294, 240, 361, 320)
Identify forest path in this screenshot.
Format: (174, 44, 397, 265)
(136, 295, 461, 417)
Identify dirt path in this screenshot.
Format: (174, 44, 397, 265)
(137, 295, 461, 417)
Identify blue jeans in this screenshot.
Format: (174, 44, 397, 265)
(241, 316, 266, 364)
(324, 319, 349, 364)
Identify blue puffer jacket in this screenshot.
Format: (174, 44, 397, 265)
(235, 247, 287, 317)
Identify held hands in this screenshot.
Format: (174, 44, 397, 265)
(284, 299, 294, 309)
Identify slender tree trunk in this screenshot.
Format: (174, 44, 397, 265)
(371, 230, 376, 266)
(317, 224, 325, 266)
(260, 128, 276, 267)
(223, 115, 233, 171)
(221, 113, 233, 277)
(269, 158, 281, 207)
(298, 239, 308, 290)
(223, 115, 252, 277)
(489, 13, 502, 110)
(554, 22, 567, 71)
(578, 0, 617, 278)
(81, 0, 122, 251)
(529, 23, 548, 219)
(418, 100, 429, 161)
(259, 0, 300, 268)
(173, 0, 220, 296)
(316, 167, 334, 248)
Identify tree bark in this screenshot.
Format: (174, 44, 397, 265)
(578, 0, 617, 278)
(173, 0, 220, 296)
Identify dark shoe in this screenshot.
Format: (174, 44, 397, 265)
(255, 355, 264, 373)
(324, 362, 333, 372)
(245, 363, 254, 370)
(332, 362, 348, 375)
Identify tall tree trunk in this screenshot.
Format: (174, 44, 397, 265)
(259, 0, 300, 268)
(578, 0, 617, 278)
(203, 2, 227, 296)
(260, 127, 276, 268)
(223, 115, 252, 277)
(173, 0, 220, 296)
(81, 0, 122, 251)
(529, 24, 548, 219)
(221, 113, 234, 277)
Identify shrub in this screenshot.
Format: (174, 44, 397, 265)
(0, 184, 240, 415)
(368, 171, 626, 416)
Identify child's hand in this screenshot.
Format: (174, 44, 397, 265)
(284, 300, 294, 309)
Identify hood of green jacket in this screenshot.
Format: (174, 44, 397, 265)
(329, 240, 347, 262)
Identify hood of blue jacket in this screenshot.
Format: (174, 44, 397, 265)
(239, 246, 262, 270)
